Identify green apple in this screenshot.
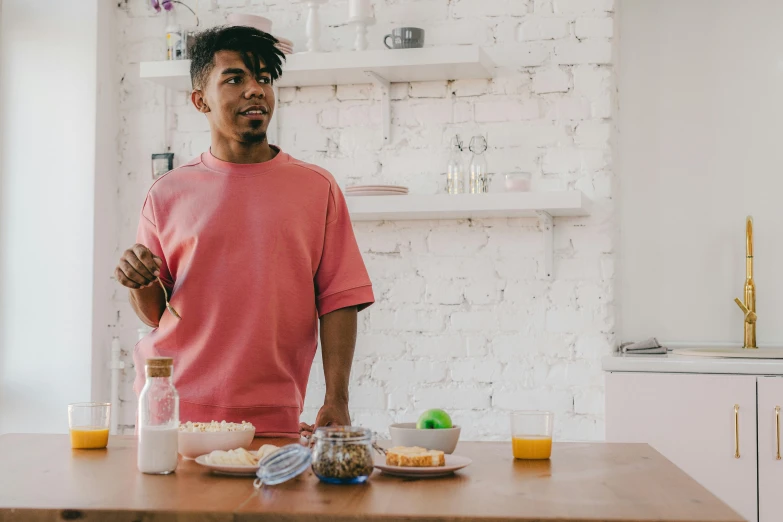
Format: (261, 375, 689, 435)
(416, 409, 453, 429)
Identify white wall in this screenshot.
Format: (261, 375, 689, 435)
(113, 0, 618, 441)
(0, 0, 101, 433)
(619, 0, 783, 344)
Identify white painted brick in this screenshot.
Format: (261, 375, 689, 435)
(554, 0, 614, 15)
(453, 102, 474, 123)
(336, 84, 372, 101)
(378, 1, 449, 24)
(534, 0, 554, 14)
(414, 386, 492, 410)
(339, 104, 378, 127)
(549, 279, 577, 307)
(410, 335, 468, 359)
(355, 333, 407, 359)
(388, 386, 412, 410)
(296, 85, 335, 103)
(464, 279, 504, 305)
(475, 99, 540, 122)
(466, 335, 489, 357)
(451, 360, 502, 383)
(488, 43, 551, 68)
(545, 307, 592, 334)
(413, 101, 453, 125)
(542, 147, 581, 174)
(574, 388, 604, 415)
(450, 310, 499, 331)
(351, 410, 397, 436)
(575, 17, 614, 38)
(532, 67, 570, 94)
(494, 257, 539, 280)
(575, 333, 613, 359)
(428, 227, 488, 255)
(395, 308, 446, 332)
(452, 0, 528, 18)
(554, 41, 612, 65)
(390, 83, 409, 101)
(517, 17, 570, 41)
(575, 121, 611, 147)
(304, 384, 326, 408)
(493, 387, 573, 412)
(545, 96, 592, 121)
(409, 81, 448, 99)
(349, 384, 387, 409)
(425, 279, 465, 306)
(427, 19, 494, 46)
(278, 87, 296, 103)
(387, 275, 426, 304)
(318, 108, 339, 128)
(451, 79, 489, 97)
(176, 109, 210, 132)
(488, 122, 570, 148)
(371, 360, 415, 381)
(504, 280, 550, 304)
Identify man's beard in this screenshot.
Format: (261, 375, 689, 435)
(239, 120, 267, 144)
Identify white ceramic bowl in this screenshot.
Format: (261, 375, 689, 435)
(389, 423, 461, 454)
(226, 13, 273, 34)
(177, 429, 254, 459)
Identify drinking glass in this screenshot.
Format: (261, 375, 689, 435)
(68, 402, 111, 449)
(510, 411, 553, 460)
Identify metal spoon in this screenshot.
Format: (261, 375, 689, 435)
(157, 278, 181, 319)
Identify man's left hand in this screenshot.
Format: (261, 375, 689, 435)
(300, 400, 351, 438)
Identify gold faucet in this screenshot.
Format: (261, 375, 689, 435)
(734, 216, 757, 349)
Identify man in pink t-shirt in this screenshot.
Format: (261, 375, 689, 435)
(114, 26, 374, 437)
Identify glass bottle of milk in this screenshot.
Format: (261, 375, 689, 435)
(138, 357, 179, 474)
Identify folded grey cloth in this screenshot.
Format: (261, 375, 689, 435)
(620, 338, 667, 354)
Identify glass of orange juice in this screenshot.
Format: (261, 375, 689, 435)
(511, 411, 553, 460)
(68, 403, 111, 449)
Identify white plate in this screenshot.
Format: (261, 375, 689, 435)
(374, 454, 472, 478)
(194, 454, 259, 476)
(346, 191, 408, 197)
(347, 185, 408, 191)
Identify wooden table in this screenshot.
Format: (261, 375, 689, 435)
(0, 434, 744, 522)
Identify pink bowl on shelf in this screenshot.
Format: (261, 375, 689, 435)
(227, 13, 273, 34)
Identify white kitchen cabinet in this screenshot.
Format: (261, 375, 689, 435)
(758, 377, 783, 522)
(606, 372, 757, 522)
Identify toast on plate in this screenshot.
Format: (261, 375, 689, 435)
(386, 446, 445, 467)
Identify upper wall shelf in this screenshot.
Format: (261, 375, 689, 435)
(140, 46, 493, 143)
(139, 45, 494, 90)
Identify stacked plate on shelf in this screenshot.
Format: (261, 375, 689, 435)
(345, 185, 409, 197)
(275, 37, 295, 55)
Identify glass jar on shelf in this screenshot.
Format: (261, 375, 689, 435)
(469, 135, 489, 194)
(445, 135, 466, 195)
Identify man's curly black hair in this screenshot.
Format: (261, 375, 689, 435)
(189, 25, 285, 89)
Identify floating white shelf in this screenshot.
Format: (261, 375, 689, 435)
(346, 191, 592, 280)
(139, 45, 493, 90)
(345, 191, 591, 221)
(139, 46, 494, 143)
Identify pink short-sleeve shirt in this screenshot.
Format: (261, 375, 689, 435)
(134, 149, 374, 436)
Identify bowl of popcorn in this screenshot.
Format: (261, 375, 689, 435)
(178, 421, 256, 459)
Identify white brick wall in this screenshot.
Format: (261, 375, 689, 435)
(112, 0, 617, 440)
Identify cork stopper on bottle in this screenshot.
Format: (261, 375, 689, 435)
(146, 357, 173, 378)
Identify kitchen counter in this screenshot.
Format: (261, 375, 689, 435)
(0, 434, 743, 522)
(603, 352, 783, 375)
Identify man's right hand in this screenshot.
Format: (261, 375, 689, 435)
(115, 244, 163, 289)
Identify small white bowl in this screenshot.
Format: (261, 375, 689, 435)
(389, 423, 461, 454)
(178, 430, 254, 459)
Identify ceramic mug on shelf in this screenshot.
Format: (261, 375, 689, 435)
(384, 27, 425, 49)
